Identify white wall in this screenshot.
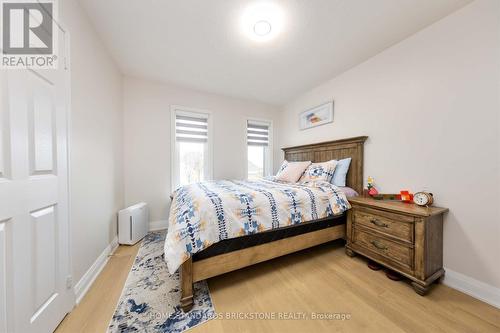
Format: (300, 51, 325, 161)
(123, 77, 280, 228)
(61, 0, 124, 284)
(277, 0, 500, 290)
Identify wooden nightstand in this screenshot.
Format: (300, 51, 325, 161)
(346, 196, 448, 295)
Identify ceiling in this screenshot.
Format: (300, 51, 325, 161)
(79, 0, 471, 105)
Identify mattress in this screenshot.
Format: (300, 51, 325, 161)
(192, 213, 346, 261)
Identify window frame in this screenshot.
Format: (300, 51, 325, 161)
(246, 117, 273, 179)
(170, 105, 213, 191)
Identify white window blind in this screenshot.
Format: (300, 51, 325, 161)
(247, 119, 272, 179)
(175, 114, 208, 143)
(247, 121, 269, 146)
(171, 108, 213, 190)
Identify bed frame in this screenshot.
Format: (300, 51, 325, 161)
(179, 136, 368, 311)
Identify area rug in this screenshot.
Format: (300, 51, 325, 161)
(108, 230, 215, 333)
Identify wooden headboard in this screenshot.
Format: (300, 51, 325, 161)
(282, 136, 368, 194)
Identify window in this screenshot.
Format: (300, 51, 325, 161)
(247, 119, 272, 180)
(172, 107, 212, 190)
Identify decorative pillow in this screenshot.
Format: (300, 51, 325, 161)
(331, 158, 352, 187)
(276, 160, 289, 175)
(299, 160, 337, 182)
(275, 160, 311, 183)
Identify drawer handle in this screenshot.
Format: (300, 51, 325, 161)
(371, 240, 388, 250)
(370, 219, 388, 228)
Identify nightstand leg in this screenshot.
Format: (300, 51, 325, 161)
(411, 282, 430, 296)
(435, 274, 445, 284)
(345, 247, 356, 257)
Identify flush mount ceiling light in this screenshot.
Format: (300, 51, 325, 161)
(241, 3, 284, 42)
(253, 20, 272, 36)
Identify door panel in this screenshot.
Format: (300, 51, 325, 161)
(0, 220, 12, 333)
(29, 76, 56, 175)
(0, 74, 11, 180)
(0, 26, 71, 333)
(32, 205, 57, 311)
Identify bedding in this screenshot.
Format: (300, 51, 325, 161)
(164, 178, 351, 273)
(299, 160, 337, 182)
(337, 186, 359, 197)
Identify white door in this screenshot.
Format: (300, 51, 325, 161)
(0, 27, 72, 333)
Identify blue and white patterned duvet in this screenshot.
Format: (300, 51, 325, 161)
(164, 179, 350, 273)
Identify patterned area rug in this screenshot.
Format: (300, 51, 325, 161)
(108, 231, 215, 333)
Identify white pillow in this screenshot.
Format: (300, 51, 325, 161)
(275, 160, 311, 183)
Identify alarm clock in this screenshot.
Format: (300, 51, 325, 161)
(413, 192, 434, 206)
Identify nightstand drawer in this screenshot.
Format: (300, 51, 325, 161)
(352, 227, 413, 269)
(353, 207, 413, 242)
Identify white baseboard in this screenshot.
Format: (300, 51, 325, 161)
(149, 220, 168, 231)
(444, 268, 500, 309)
(73, 236, 119, 304)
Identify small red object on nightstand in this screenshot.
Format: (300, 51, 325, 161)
(400, 190, 413, 203)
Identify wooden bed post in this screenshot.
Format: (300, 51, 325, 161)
(180, 258, 194, 312)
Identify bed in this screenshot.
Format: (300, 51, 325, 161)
(166, 136, 367, 311)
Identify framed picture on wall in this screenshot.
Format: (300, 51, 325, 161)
(299, 101, 334, 130)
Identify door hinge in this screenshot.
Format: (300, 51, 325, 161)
(66, 275, 73, 289)
(63, 56, 69, 71)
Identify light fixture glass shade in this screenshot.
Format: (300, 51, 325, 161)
(253, 20, 272, 36)
(241, 3, 284, 42)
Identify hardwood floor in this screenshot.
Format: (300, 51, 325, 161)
(56, 240, 500, 333)
(55, 244, 140, 333)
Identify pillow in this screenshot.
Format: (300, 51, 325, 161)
(331, 158, 352, 187)
(299, 160, 337, 182)
(276, 160, 289, 174)
(275, 160, 311, 183)
(337, 186, 358, 197)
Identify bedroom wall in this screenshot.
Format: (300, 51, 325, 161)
(277, 0, 500, 293)
(61, 0, 124, 286)
(123, 77, 280, 229)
